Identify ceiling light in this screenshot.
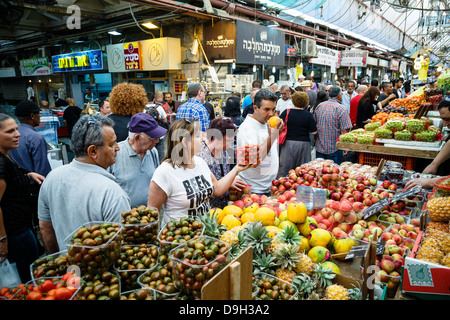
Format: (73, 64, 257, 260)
(253, 64, 257, 72)
(272, 66, 276, 73)
(141, 21, 159, 29)
(108, 30, 122, 36)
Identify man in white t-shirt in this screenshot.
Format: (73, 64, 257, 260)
(275, 84, 294, 116)
(237, 89, 284, 195)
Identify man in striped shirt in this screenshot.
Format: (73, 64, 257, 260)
(313, 86, 352, 165)
(176, 83, 210, 132)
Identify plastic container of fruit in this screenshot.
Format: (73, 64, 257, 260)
(377, 210, 412, 227)
(9, 276, 81, 300)
(76, 270, 121, 300)
(170, 235, 231, 299)
(137, 262, 179, 297)
(157, 218, 205, 256)
(121, 206, 160, 245)
(434, 175, 450, 197)
(65, 221, 123, 275)
(120, 288, 179, 300)
(114, 244, 159, 292)
(30, 249, 69, 281)
(252, 272, 298, 300)
(236, 144, 261, 166)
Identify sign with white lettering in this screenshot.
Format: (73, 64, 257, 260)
(309, 45, 341, 73)
(20, 57, 52, 76)
(123, 42, 142, 70)
(203, 21, 236, 62)
(51, 50, 103, 72)
(236, 20, 285, 66)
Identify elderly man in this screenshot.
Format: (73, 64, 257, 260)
(275, 85, 294, 116)
(175, 82, 210, 132)
(314, 86, 352, 165)
(38, 115, 131, 253)
(341, 80, 358, 114)
(269, 83, 281, 98)
(108, 113, 167, 208)
(349, 85, 368, 126)
(301, 80, 317, 111)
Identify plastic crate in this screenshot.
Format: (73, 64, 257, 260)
(358, 152, 416, 170)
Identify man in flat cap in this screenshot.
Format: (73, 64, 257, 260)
(108, 112, 167, 208)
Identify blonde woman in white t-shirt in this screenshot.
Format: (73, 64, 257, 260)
(147, 118, 254, 223)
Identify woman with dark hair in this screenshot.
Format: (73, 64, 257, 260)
(279, 92, 317, 177)
(0, 114, 44, 283)
(356, 86, 381, 129)
(199, 118, 245, 208)
(223, 96, 244, 128)
(312, 90, 328, 114)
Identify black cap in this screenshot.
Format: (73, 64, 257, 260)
(15, 100, 41, 117)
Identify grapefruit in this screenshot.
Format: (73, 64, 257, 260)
(240, 212, 256, 224)
(298, 235, 311, 254)
(221, 215, 242, 230)
(333, 237, 355, 255)
(254, 207, 276, 226)
(222, 205, 243, 218)
(266, 226, 282, 238)
(277, 220, 298, 232)
(243, 203, 259, 214)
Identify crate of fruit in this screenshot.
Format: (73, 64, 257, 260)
(65, 221, 123, 275)
(235, 144, 261, 165)
(121, 206, 160, 245)
(30, 249, 70, 281)
(252, 272, 298, 300)
(157, 217, 205, 256)
(170, 235, 231, 299)
(114, 244, 159, 292)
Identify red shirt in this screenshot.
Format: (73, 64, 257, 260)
(350, 95, 362, 125)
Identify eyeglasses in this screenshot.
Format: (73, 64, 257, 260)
(140, 133, 158, 142)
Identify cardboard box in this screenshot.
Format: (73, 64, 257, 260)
(401, 230, 450, 299)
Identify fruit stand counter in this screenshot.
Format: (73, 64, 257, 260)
(336, 142, 439, 170)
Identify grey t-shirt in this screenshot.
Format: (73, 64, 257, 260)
(38, 159, 131, 251)
(107, 140, 159, 208)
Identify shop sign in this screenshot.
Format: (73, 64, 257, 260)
(340, 49, 368, 67)
(366, 56, 378, 66)
(285, 45, 299, 57)
(20, 57, 52, 76)
(51, 50, 103, 72)
(399, 60, 407, 75)
(124, 42, 142, 70)
(203, 21, 236, 62)
(378, 59, 389, 68)
(0, 67, 16, 78)
(236, 20, 285, 66)
(309, 45, 341, 73)
(390, 58, 399, 71)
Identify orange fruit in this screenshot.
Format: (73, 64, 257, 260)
(268, 116, 279, 128)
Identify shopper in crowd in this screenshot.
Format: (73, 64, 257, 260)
(147, 119, 253, 223)
(0, 114, 45, 282)
(403, 80, 411, 97)
(311, 90, 328, 114)
(305, 75, 318, 91)
(108, 82, 148, 143)
(40, 100, 49, 110)
(38, 115, 131, 253)
(278, 92, 317, 177)
(275, 85, 294, 116)
(242, 80, 262, 111)
(155, 90, 173, 121)
(341, 80, 358, 115)
(300, 80, 317, 112)
(203, 92, 216, 121)
(199, 118, 245, 209)
(369, 79, 379, 88)
(164, 92, 176, 113)
(242, 88, 260, 118)
(85, 87, 95, 103)
(63, 97, 90, 139)
(269, 83, 281, 98)
(148, 91, 169, 162)
(176, 82, 210, 134)
(223, 96, 244, 128)
(356, 86, 380, 129)
(108, 113, 167, 208)
(53, 93, 68, 109)
(237, 89, 283, 195)
(293, 74, 306, 89)
(377, 81, 397, 109)
(98, 100, 111, 117)
(314, 86, 352, 165)
(392, 78, 404, 99)
(417, 96, 450, 177)
(349, 85, 368, 126)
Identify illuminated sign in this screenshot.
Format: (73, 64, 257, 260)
(124, 42, 142, 70)
(51, 50, 103, 72)
(20, 57, 52, 76)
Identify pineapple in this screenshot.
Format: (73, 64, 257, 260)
(324, 284, 350, 300)
(273, 243, 301, 283)
(425, 221, 448, 233)
(268, 225, 304, 254)
(427, 197, 450, 222)
(220, 230, 239, 246)
(293, 273, 316, 299)
(242, 221, 272, 256)
(294, 253, 316, 276)
(197, 211, 226, 238)
(442, 253, 450, 267)
(253, 253, 277, 275)
(312, 263, 336, 297)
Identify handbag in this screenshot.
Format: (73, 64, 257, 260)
(278, 108, 290, 145)
(0, 259, 22, 288)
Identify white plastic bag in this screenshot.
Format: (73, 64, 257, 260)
(0, 259, 22, 288)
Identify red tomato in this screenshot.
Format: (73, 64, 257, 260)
(46, 289, 56, 296)
(54, 287, 73, 300)
(27, 291, 43, 300)
(66, 276, 81, 288)
(42, 295, 56, 300)
(40, 280, 54, 293)
(0, 287, 10, 296)
(62, 272, 74, 282)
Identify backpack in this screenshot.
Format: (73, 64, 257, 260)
(146, 104, 168, 129)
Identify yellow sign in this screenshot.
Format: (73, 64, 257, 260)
(58, 55, 90, 69)
(123, 42, 142, 70)
(296, 65, 303, 80)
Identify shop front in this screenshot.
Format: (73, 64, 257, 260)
(309, 45, 341, 85)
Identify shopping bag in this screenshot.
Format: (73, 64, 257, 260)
(278, 109, 290, 145)
(0, 259, 22, 288)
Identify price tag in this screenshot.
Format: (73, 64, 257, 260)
(392, 185, 422, 202)
(345, 242, 386, 259)
(362, 197, 390, 220)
